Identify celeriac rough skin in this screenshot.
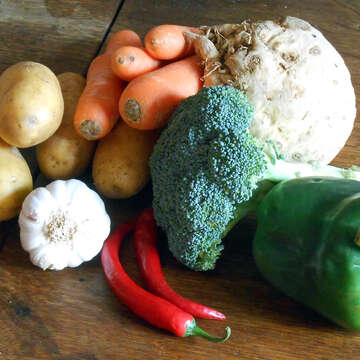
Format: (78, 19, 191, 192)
(0, 61, 64, 148)
(188, 16, 356, 164)
(19, 179, 111, 271)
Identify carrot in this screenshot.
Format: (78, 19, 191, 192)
(111, 46, 163, 81)
(74, 30, 141, 140)
(144, 25, 201, 60)
(105, 29, 142, 54)
(73, 55, 124, 140)
(119, 55, 203, 130)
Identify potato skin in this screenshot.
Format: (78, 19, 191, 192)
(0, 61, 64, 148)
(93, 121, 159, 198)
(36, 72, 96, 179)
(0, 138, 33, 221)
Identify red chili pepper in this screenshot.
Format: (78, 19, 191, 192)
(101, 221, 231, 342)
(134, 208, 226, 320)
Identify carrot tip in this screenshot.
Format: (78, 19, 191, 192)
(80, 120, 102, 140)
(124, 99, 141, 123)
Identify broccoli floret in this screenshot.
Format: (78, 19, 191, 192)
(150, 85, 360, 271)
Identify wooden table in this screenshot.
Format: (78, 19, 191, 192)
(1, 1, 360, 359)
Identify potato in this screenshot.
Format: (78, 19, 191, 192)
(0, 138, 32, 221)
(93, 121, 159, 198)
(36, 72, 96, 179)
(0, 61, 64, 148)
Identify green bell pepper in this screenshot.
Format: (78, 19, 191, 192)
(253, 176, 360, 331)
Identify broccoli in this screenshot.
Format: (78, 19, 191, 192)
(149, 85, 360, 271)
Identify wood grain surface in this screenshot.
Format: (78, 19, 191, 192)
(1, 1, 360, 359)
(0, 0, 121, 75)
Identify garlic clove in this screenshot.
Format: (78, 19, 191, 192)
(66, 250, 83, 268)
(72, 220, 110, 262)
(30, 243, 68, 271)
(46, 179, 74, 207)
(21, 187, 58, 223)
(19, 231, 46, 252)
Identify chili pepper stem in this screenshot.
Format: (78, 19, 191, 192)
(184, 320, 231, 343)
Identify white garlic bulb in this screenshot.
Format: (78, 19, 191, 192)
(19, 179, 111, 270)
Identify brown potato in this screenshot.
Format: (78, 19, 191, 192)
(0, 61, 64, 148)
(0, 138, 32, 221)
(36, 72, 96, 179)
(92, 121, 159, 198)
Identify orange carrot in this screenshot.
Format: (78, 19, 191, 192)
(119, 55, 203, 130)
(74, 30, 142, 140)
(105, 29, 142, 54)
(74, 55, 124, 140)
(144, 25, 201, 60)
(111, 46, 163, 81)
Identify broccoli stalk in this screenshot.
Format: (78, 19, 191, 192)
(150, 85, 360, 271)
(263, 141, 360, 182)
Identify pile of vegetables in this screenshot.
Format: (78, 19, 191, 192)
(76, 26, 204, 198)
(150, 85, 360, 271)
(0, 15, 359, 338)
(0, 23, 231, 341)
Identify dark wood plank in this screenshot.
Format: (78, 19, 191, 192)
(0, 0, 121, 75)
(1, 220, 360, 360)
(1, 1, 360, 360)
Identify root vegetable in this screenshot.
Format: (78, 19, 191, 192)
(192, 17, 357, 164)
(111, 46, 163, 81)
(105, 29, 142, 54)
(73, 54, 124, 141)
(74, 30, 142, 141)
(0, 61, 64, 148)
(145, 25, 201, 60)
(92, 121, 159, 198)
(119, 55, 203, 130)
(184, 31, 219, 61)
(36, 72, 96, 179)
(0, 139, 32, 221)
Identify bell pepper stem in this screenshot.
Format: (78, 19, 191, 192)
(184, 320, 231, 343)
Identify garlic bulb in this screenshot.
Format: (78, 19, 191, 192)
(19, 179, 111, 270)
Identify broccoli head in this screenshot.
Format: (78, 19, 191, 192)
(150, 85, 360, 271)
(150, 86, 266, 270)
